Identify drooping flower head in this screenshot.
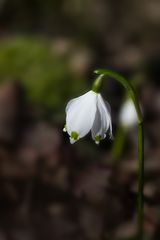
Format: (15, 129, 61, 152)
(63, 77, 112, 144)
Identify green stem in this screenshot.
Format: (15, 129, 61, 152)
(138, 122, 144, 239)
(93, 68, 144, 239)
(112, 126, 127, 161)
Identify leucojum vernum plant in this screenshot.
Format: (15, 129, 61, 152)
(63, 69, 144, 240)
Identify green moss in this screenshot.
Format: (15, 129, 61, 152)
(0, 36, 87, 116)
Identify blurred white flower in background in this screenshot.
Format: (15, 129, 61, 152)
(63, 90, 112, 144)
(119, 98, 138, 127)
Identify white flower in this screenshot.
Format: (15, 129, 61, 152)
(63, 90, 112, 144)
(119, 98, 137, 127)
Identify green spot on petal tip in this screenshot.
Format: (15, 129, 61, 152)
(95, 135, 102, 144)
(71, 131, 79, 140)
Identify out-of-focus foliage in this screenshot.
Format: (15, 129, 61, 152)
(0, 37, 87, 111)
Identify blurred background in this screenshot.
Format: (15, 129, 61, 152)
(0, 0, 160, 240)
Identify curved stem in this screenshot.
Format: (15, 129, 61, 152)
(94, 68, 144, 239)
(94, 69, 143, 124)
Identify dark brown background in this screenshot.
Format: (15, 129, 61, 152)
(0, 0, 159, 239)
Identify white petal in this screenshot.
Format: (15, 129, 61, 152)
(63, 127, 67, 132)
(66, 91, 97, 140)
(70, 137, 76, 144)
(91, 107, 101, 138)
(65, 95, 82, 114)
(91, 94, 112, 143)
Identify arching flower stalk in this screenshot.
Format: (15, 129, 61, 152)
(63, 69, 144, 240)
